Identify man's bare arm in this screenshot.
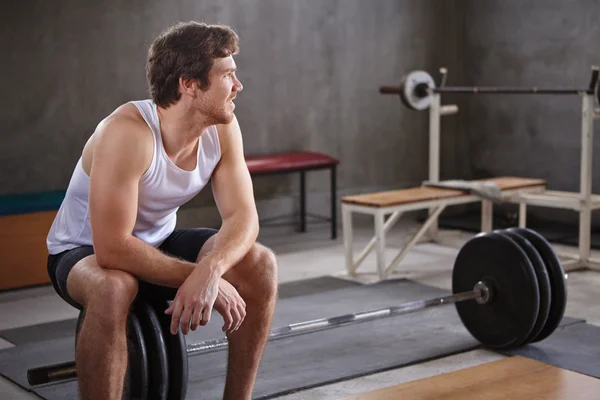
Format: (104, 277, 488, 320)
(200, 115, 259, 277)
(89, 116, 195, 287)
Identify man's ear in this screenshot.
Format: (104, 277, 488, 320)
(179, 77, 199, 97)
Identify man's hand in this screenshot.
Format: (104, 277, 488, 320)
(213, 279, 246, 334)
(165, 267, 220, 335)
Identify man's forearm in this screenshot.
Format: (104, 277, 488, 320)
(96, 235, 196, 288)
(201, 211, 259, 276)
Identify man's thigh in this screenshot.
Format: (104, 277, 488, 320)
(48, 246, 96, 310)
(138, 228, 219, 300)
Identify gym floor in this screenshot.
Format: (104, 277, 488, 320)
(1, 218, 599, 399)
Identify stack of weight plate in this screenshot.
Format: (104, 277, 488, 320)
(452, 227, 567, 351)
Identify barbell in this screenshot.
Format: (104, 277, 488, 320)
(380, 66, 600, 111)
(26, 227, 567, 400)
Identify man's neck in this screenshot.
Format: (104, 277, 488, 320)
(156, 102, 212, 156)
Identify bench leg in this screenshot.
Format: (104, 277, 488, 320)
(375, 211, 386, 279)
(300, 171, 306, 233)
(481, 199, 493, 232)
(385, 205, 446, 277)
(519, 201, 527, 228)
(352, 211, 404, 274)
(331, 165, 337, 239)
(342, 205, 354, 275)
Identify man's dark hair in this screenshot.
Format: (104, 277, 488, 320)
(146, 21, 240, 107)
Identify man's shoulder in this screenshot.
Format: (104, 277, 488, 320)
(99, 102, 147, 131)
(91, 102, 153, 146)
(87, 102, 154, 161)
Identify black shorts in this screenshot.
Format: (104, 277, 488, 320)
(47, 228, 218, 310)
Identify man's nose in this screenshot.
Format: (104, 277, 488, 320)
(234, 76, 243, 92)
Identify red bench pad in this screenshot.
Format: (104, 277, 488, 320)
(245, 151, 339, 174)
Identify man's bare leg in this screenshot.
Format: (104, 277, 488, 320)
(197, 239, 278, 400)
(66, 255, 139, 400)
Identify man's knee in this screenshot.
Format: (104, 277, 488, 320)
(239, 244, 278, 301)
(87, 271, 139, 322)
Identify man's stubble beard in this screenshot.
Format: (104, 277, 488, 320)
(197, 96, 234, 126)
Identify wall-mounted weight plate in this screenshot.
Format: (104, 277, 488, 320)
(498, 229, 551, 345)
(399, 70, 435, 111)
(153, 300, 188, 400)
(136, 302, 169, 400)
(507, 228, 567, 343)
(452, 231, 540, 349)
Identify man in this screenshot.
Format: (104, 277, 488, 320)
(46, 21, 278, 400)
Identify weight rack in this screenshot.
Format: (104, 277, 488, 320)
(427, 66, 600, 272)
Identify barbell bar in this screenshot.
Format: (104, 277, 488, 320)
(27, 285, 487, 386)
(380, 66, 600, 111)
(380, 86, 593, 95)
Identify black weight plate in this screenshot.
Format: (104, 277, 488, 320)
(137, 302, 169, 400)
(128, 312, 149, 400)
(508, 228, 567, 343)
(152, 300, 188, 400)
(498, 229, 551, 345)
(452, 231, 540, 349)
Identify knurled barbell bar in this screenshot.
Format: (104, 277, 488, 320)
(26, 227, 567, 400)
(379, 66, 600, 111)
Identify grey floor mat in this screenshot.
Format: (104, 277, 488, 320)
(499, 322, 600, 379)
(0, 277, 588, 400)
(0, 319, 78, 346)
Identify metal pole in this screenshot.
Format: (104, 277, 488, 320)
(27, 288, 484, 386)
(379, 87, 591, 95)
(579, 94, 595, 267)
(433, 87, 589, 95)
(429, 92, 442, 241)
(190, 289, 482, 355)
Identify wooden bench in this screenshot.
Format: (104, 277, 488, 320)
(245, 151, 339, 239)
(0, 191, 65, 291)
(341, 177, 546, 279)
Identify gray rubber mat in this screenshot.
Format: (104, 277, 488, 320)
(0, 319, 77, 346)
(0, 277, 587, 399)
(499, 322, 600, 379)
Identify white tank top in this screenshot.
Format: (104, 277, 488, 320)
(47, 99, 221, 254)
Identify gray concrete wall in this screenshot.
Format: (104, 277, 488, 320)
(1, 0, 466, 227)
(460, 0, 600, 225)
